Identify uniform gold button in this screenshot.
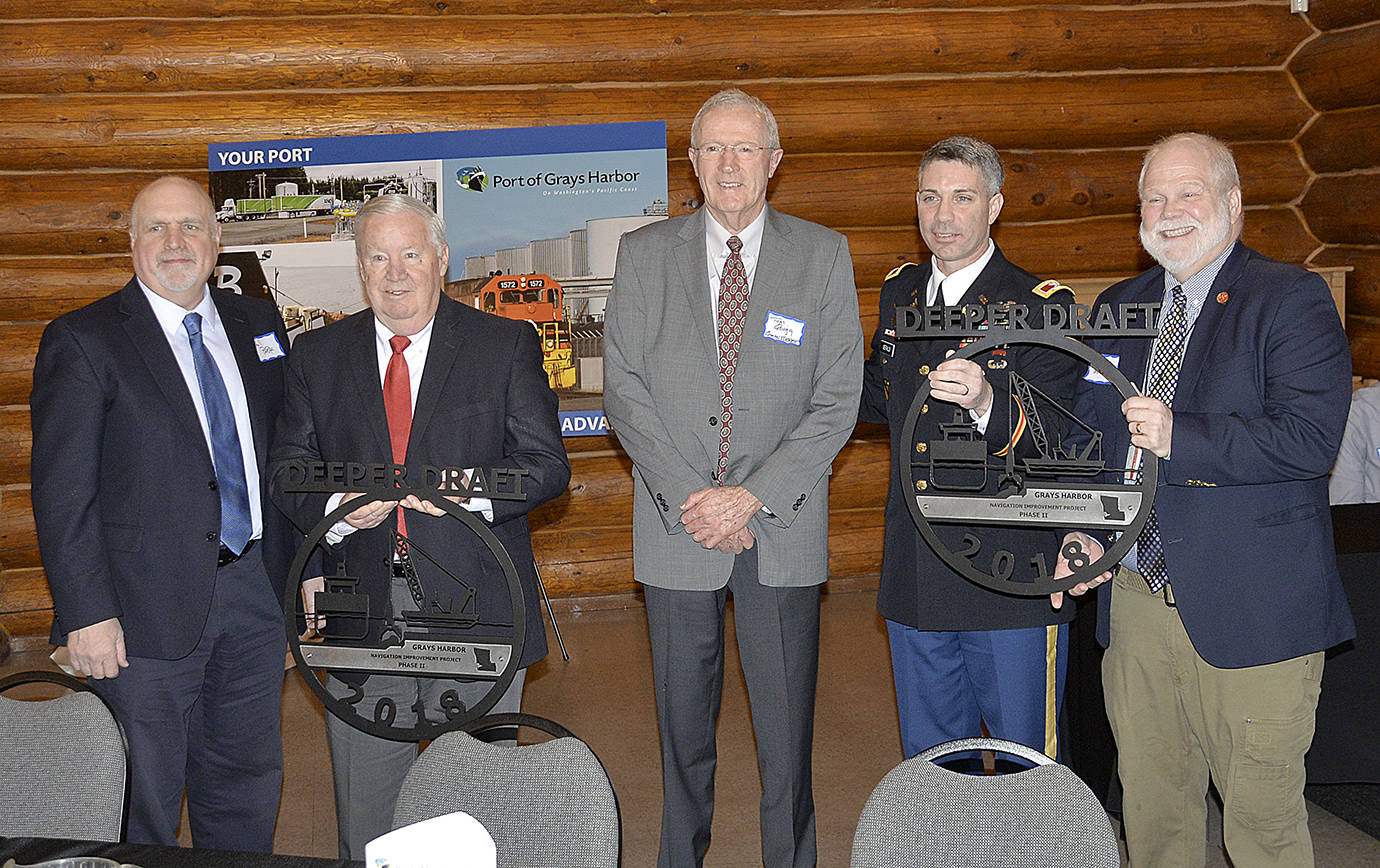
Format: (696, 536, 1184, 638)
(915, 479, 927, 491)
(915, 441, 927, 453)
(920, 404, 929, 414)
(918, 365, 930, 375)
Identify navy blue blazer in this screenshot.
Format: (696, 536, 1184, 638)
(31, 280, 293, 658)
(1078, 242, 1354, 667)
(269, 295, 570, 668)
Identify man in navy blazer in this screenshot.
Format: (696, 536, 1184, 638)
(30, 176, 293, 850)
(269, 194, 569, 859)
(1055, 134, 1354, 867)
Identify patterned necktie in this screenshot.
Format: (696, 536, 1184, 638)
(184, 312, 253, 555)
(1137, 285, 1189, 593)
(715, 235, 749, 483)
(383, 335, 412, 540)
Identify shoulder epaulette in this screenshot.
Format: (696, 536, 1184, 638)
(884, 262, 920, 282)
(1032, 279, 1072, 299)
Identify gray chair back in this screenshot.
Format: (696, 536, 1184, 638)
(0, 670, 127, 841)
(392, 713, 619, 867)
(851, 736, 1119, 867)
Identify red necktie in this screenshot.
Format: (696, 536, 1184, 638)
(716, 235, 749, 483)
(384, 335, 412, 538)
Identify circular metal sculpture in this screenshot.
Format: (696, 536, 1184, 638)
(899, 331, 1155, 596)
(286, 489, 525, 742)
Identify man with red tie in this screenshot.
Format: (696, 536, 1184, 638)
(270, 194, 569, 859)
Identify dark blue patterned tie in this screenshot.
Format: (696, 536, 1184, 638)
(184, 312, 253, 555)
(1137, 286, 1188, 593)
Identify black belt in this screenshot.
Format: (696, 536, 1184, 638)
(217, 538, 257, 567)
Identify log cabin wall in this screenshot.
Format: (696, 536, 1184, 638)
(1293, 2, 1380, 375)
(0, 0, 1372, 654)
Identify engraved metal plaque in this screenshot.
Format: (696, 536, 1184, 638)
(896, 305, 1160, 596)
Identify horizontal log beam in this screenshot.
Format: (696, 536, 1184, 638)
(1299, 107, 1380, 175)
(0, 74, 1311, 172)
(0, 258, 134, 322)
(675, 142, 1306, 232)
(0, 9, 1306, 96)
(0, 0, 1276, 20)
(1306, 1, 1380, 32)
(1300, 174, 1380, 247)
(0, 145, 1304, 259)
(1345, 315, 1380, 382)
(0, 564, 51, 612)
(1289, 23, 1380, 112)
(0, 486, 39, 571)
(0, 607, 52, 651)
(0, 409, 29, 487)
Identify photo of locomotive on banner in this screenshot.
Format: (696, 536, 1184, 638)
(279, 459, 531, 741)
(895, 300, 1162, 597)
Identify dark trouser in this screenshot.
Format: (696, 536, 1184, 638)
(89, 547, 285, 852)
(644, 549, 821, 868)
(323, 574, 526, 860)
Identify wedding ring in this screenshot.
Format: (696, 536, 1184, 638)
(959, 383, 969, 397)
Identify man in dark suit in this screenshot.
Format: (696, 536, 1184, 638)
(269, 194, 569, 859)
(30, 175, 292, 850)
(603, 89, 862, 868)
(1056, 133, 1354, 867)
(860, 137, 1081, 761)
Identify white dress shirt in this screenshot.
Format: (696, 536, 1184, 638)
(926, 240, 998, 431)
(140, 282, 263, 540)
(705, 207, 768, 332)
(326, 314, 491, 542)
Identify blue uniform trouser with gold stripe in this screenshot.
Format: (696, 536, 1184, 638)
(886, 620, 1068, 760)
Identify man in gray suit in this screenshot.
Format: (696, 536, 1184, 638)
(603, 89, 863, 868)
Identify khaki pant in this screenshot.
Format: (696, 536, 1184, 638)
(1103, 567, 1323, 868)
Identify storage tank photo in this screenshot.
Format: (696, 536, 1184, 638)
(585, 215, 663, 277)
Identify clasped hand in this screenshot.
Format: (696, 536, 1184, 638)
(680, 485, 762, 554)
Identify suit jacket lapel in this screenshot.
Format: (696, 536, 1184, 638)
(674, 210, 717, 360)
(345, 311, 393, 461)
(117, 279, 207, 449)
(410, 297, 463, 455)
(1173, 242, 1246, 403)
(213, 292, 272, 462)
(743, 206, 791, 340)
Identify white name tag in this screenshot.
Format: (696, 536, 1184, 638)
(1083, 354, 1119, 384)
(763, 311, 806, 346)
(254, 332, 286, 362)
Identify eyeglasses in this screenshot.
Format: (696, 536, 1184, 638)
(693, 143, 776, 158)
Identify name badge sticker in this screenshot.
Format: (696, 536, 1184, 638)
(254, 332, 286, 362)
(1083, 354, 1119, 384)
(763, 311, 806, 346)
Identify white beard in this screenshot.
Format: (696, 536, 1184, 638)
(1139, 210, 1234, 279)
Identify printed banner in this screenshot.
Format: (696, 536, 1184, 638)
(209, 122, 668, 434)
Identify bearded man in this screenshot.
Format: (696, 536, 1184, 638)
(1054, 133, 1354, 867)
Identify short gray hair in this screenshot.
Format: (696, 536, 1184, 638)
(355, 194, 447, 258)
(691, 88, 781, 150)
(919, 137, 1005, 198)
(1138, 132, 1241, 197)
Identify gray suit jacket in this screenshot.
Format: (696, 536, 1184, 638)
(603, 206, 863, 590)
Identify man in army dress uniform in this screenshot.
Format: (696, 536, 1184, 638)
(860, 136, 1083, 759)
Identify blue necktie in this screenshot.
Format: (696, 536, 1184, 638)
(184, 312, 253, 555)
